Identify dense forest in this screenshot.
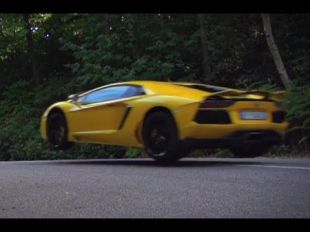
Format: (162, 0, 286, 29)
(0, 13, 309, 160)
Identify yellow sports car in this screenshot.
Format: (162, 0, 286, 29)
(40, 81, 288, 162)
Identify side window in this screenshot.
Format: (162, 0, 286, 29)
(80, 86, 129, 104)
(123, 86, 145, 98)
(79, 85, 144, 105)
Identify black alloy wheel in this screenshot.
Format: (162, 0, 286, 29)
(142, 111, 185, 162)
(47, 113, 73, 150)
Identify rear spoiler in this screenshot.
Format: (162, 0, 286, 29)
(209, 89, 286, 101)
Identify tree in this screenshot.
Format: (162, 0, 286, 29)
(23, 14, 40, 84)
(261, 14, 292, 89)
(197, 14, 212, 82)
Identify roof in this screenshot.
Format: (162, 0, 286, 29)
(79, 80, 229, 98)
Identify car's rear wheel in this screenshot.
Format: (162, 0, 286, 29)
(47, 112, 73, 150)
(229, 142, 270, 158)
(142, 111, 186, 163)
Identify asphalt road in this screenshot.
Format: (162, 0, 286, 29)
(0, 157, 310, 218)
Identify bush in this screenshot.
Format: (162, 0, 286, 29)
(125, 148, 142, 158)
(286, 83, 310, 127)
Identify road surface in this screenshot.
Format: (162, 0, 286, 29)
(0, 157, 310, 218)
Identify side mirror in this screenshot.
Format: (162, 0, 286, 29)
(68, 94, 79, 103)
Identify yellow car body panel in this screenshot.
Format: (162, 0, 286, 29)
(40, 81, 288, 148)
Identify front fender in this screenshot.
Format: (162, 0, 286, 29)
(40, 101, 75, 139)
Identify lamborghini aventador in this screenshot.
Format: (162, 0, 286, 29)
(40, 81, 288, 162)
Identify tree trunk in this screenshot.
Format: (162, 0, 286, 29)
(198, 14, 211, 82)
(0, 18, 4, 37)
(103, 14, 110, 34)
(23, 14, 40, 84)
(261, 14, 292, 89)
(159, 13, 164, 29)
(126, 15, 136, 59)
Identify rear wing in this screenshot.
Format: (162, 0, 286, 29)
(209, 89, 286, 102)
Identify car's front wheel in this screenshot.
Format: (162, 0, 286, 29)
(142, 111, 186, 163)
(47, 112, 74, 150)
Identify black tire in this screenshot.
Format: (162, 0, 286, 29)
(229, 142, 270, 158)
(47, 112, 74, 150)
(142, 111, 185, 162)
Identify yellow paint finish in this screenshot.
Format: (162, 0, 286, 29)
(40, 80, 288, 148)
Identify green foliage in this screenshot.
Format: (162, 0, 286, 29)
(62, 14, 201, 86)
(125, 148, 142, 158)
(286, 83, 310, 127)
(243, 79, 280, 91)
(0, 79, 58, 160)
(264, 145, 294, 158)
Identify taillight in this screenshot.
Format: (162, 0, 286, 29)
(200, 98, 235, 108)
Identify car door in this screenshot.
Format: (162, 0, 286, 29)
(67, 85, 143, 143)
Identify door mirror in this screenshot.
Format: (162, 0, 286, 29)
(68, 94, 79, 103)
